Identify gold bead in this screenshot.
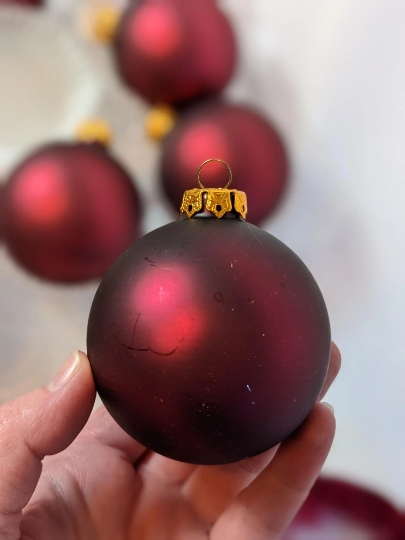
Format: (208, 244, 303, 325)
(145, 105, 177, 141)
(76, 119, 112, 147)
(91, 6, 121, 43)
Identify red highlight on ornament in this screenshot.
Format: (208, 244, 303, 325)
(129, 4, 182, 60)
(131, 265, 205, 357)
(11, 161, 70, 227)
(178, 122, 232, 176)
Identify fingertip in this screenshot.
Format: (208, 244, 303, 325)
(320, 401, 334, 416)
(330, 341, 342, 374)
(306, 402, 336, 456)
(317, 341, 341, 401)
(48, 349, 95, 401)
(75, 350, 96, 395)
(33, 351, 96, 455)
(284, 402, 336, 459)
(311, 401, 336, 431)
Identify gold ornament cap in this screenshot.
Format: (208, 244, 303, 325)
(180, 159, 247, 220)
(76, 119, 112, 147)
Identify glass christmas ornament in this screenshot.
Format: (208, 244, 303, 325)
(3, 121, 141, 282)
(283, 477, 404, 540)
(87, 159, 330, 465)
(0, 0, 42, 5)
(160, 102, 289, 225)
(114, 0, 236, 105)
(0, 183, 4, 242)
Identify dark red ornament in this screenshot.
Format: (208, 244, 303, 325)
(160, 102, 288, 225)
(3, 143, 140, 282)
(283, 477, 404, 540)
(114, 0, 236, 105)
(87, 167, 329, 465)
(0, 184, 4, 243)
(0, 0, 43, 5)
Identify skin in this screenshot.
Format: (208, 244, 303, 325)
(0, 343, 340, 540)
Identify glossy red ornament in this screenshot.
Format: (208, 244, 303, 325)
(283, 477, 404, 540)
(114, 0, 236, 105)
(161, 102, 289, 225)
(3, 143, 140, 282)
(87, 192, 330, 465)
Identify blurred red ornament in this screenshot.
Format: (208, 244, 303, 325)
(283, 477, 404, 540)
(160, 102, 289, 225)
(114, 0, 236, 105)
(87, 162, 329, 464)
(0, 0, 43, 5)
(4, 143, 141, 282)
(0, 184, 4, 242)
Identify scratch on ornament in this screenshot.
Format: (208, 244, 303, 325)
(144, 257, 157, 267)
(113, 333, 184, 357)
(248, 224, 265, 248)
(131, 314, 141, 348)
(305, 368, 319, 380)
(209, 265, 219, 278)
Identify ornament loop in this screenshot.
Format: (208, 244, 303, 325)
(197, 159, 232, 189)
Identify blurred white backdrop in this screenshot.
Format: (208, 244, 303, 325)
(1, 0, 404, 505)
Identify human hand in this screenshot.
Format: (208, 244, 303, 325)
(0, 343, 340, 540)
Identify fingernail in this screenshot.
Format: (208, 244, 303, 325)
(322, 402, 335, 415)
(47, 350, 80, 392)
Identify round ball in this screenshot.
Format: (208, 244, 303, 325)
(4, 143, 141, 282)
(0, 0, 43, 5)
(87, 217, 330, 464)
(161, 102, 289, 225)
(284, 478, 404, 540)
(114, 0, 236, 105)
(0, 183, 4, 243)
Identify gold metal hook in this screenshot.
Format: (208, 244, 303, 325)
(197, 159, 232, 189)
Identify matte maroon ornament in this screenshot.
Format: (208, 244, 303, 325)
(0, 184, 4, 243)
(87, 160, 330, 465)
(161, 102, 288, 225)
(114, 0, 236, 105)
(283, 477, 404, 540)
(0, 0, 43, 5)
(3, 142, 140, 282)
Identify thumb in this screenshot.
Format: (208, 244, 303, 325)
(0, 350, 95, 539)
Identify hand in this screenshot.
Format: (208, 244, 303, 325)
(0, 344, 340, 540)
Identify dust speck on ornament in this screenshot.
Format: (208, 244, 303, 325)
(246, 385, 252, 392)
